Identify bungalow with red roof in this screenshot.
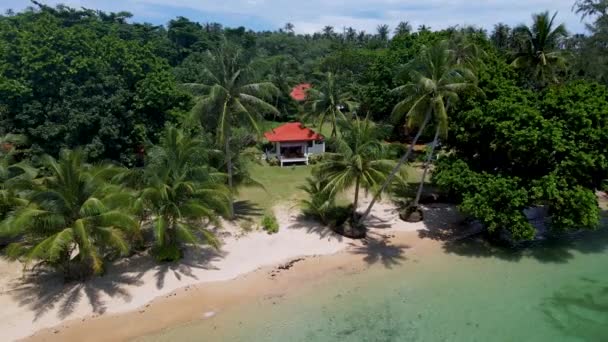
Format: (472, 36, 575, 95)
(289, 83, 311, 102)
(264, 122, 325, 167)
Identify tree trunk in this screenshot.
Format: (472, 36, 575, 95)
(225, 133, 234, 219)
(359, 107, 433, 222)
(353, 176, 360, 220)
(413, 125, 440, 207)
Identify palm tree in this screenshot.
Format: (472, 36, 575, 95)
(284, 22, 295, 34)
(315, 116, 395, 222)
(322, 25, 335, 39)
(139, 127, 230, 261)
(395, 21, 412, 36)
(511, 11, 568, 87)
(0, 134, 36, 220)
(574, 0, 608, 19)
(2, 150, 137, 278)
(187, 43, 279, 218)
(360, 40, 478, 222)
(303, 72, 358, 137)
(491, 23, 512, 51)
(345, 27, 357, 42)
(376, 24, 390, 44)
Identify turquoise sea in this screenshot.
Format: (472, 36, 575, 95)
(142, 228, 608, 342)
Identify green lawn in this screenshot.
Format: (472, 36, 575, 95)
(236, 162, 427, 220)
(236, 164, 313, 212)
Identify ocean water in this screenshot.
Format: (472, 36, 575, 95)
(142, 229, 608, 342)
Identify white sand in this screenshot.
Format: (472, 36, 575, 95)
(0, 198, 459, 341)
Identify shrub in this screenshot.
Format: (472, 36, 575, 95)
(602, 179, 608, 193)
(261, 212, 279, 234)
(152, 244, 182, 262)
(267, 156, 279, 166)
(300, 177, 336, 225)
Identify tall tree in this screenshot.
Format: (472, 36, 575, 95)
(138, 127, 230, 261)
(361, 41, 478, 222)
(511, 11, 568, 87)
(314, 116, 394, 222)
(187, 43, 279, 217)
(376, 24, 390, 45)
(303, 72, 359, 137)
(1, 150, 137, 278)
(394, 21, 413, 36)
(322, 25, 335, 39)
(490, 23, 511, 51)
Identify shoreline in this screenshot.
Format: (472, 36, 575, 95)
(28, 230, 441, 342)
(0, 201, 461, 342)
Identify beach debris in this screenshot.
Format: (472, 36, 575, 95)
(203, 311, 216, 318)
(268, 257, 305, 278)
(278, 257, 304, 270)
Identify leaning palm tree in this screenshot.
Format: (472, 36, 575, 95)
(360, 40, 479, 222)
(2, 149, 137, 279)
(511, 11, 568, 87)
(186, 43, 279, 218)
(315, 116, 395, 229)
(139, 127, 231, 261)
(303, 72, 358, 137)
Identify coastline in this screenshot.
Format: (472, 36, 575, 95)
(0, 200, 462, 342)
(28, 231, 443, 342)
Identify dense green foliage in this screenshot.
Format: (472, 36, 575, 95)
(1, 0, 608, 280)
(0, 7, 190, 164)
(1, 150, 137, 278)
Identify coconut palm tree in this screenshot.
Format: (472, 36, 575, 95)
(360, 40, 479, 222)
(315, 116, 395, 223)
(186, 43, 279, 218)
(491, 23, 512, 51)
(511, 11, 568, 87)
(376, 24, 390, 45)
(2, 149, 137, 278)
(0, 134, 36, 220)
(303, 72, 358, 137)
(394, 21, 413, 36)
(139, 127, 231, 261)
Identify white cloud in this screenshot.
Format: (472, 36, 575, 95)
(1, 0, 588, 33)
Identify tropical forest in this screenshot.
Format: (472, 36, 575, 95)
(0, 1, 607, 341)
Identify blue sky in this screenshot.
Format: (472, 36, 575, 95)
(2, 0, 589, 34)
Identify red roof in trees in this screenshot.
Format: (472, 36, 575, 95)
(264, 122, 324, 142)
(289, 83, 311, 101)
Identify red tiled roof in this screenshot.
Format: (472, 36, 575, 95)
(289, 83, 311, 101)
(264, 122, 324, 142)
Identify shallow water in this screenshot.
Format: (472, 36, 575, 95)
(141, 229, 608, 342)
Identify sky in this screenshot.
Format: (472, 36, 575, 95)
(1, 0, 589, 34)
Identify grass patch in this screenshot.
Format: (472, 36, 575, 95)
(237, 164, 313, 212)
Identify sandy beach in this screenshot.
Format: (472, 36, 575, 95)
(0, 198, 463, 342)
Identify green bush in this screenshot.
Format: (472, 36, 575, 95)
(267, 156, 279, 166)
(602, 179, 608, 193)
(261, 212, 279, 234)
(152, 244, 182, 262)
(300, 177, 336, 225)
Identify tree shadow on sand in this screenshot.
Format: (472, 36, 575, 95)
(6, 245, 227, 321)
(233, 200, 264, 222)
(287, 212, 345, 242)
(152, 246, 226, 289)
(349, 232, 410, 268)
(7, 268, 144, 321)
(418, 207, 608, 264)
